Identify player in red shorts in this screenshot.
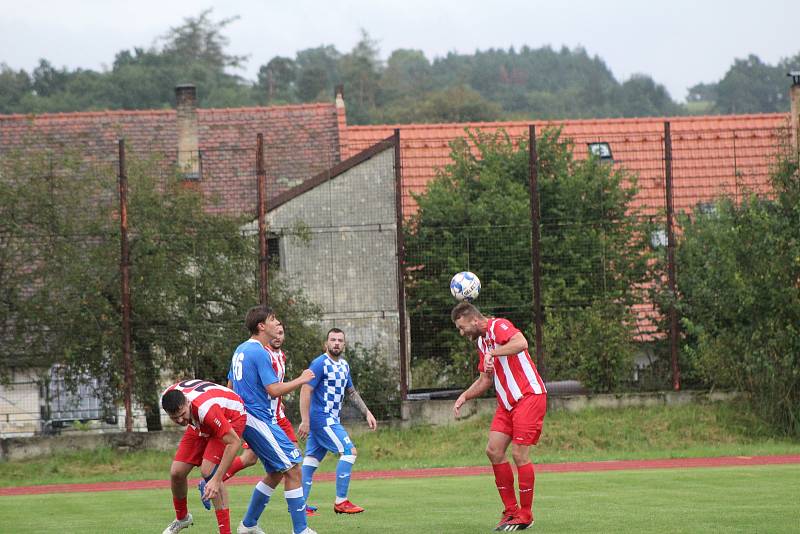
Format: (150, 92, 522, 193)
(451, 302, 547, 531)
(161, 380, 246, 534)
(219, 323, 315, 513)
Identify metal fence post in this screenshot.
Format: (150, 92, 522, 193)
(117, 139, 133, 432)
(257, 133, 269, 306)
(394, 129, 409, 400)
(528, 125, 545, 378)
(663, 122, 680, 391)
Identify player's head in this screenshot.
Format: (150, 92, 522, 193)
(325, 328, 346, 357)
(269, 321, 285, 350)
(161, 389, 191, 426)
(245, 305, 280, 337)
(451, 302, 486, 340)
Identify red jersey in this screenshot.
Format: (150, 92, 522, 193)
(267, 347, 287, 419)
(164, 379, 247, 439)
(476, 318, 546, 410)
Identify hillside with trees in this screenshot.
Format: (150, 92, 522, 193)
(0, 11, 797, 123)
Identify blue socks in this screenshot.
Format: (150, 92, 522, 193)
(335, 454, 356, 500)
(301, 456, 320, 503)
(285, 487, 308, 533)
(242, 481, 273, 528)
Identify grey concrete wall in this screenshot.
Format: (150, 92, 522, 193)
(0, 429, 183, 462)
(266, 148, 400, 368)
(401, 390, 740, 427)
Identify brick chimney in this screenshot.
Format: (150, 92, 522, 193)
(335, 84, 349, 160)
(175, 84, 200, 180)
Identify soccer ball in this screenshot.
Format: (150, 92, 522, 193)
(450, 271, 481, 302)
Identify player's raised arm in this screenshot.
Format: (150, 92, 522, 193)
(346, 386, 377, 430)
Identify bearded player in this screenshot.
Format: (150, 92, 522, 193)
(451, 302, 547, 531)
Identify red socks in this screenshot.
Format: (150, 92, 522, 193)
(215, 508, 231, 534)
(517, 462, 535, 520)
(491, 462, 519, 514)
(223, 456, 244, 481)
(173, 496, 188, 520)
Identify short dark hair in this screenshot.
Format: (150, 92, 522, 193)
(245, 305, 276, 335)
(326, 327, 345, 339)
(451, 302, 482, 323)
(161, 389, 186, 414)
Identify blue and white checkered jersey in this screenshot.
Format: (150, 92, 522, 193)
(307, 353, 354, 428)
(228, 338, 279, 424)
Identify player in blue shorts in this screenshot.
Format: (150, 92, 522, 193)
(229, 305, 317, 534)
(298, 328, 378, 515)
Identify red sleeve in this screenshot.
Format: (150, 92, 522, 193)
(492, 318, 520, 346)
(200, 404, 233, 440)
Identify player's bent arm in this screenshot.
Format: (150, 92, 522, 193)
(453, 372, 492, 417)
(490, 332, 528, 357)
(203, 429, 241, 500)
(265, 369, 314, 397)
(298, 384, 313, 439)
(347, 387, 377, 430)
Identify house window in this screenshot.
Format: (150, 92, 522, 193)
(267, 236, 281, 269)
(650, 229, 668, 248)
(179, 150, 202, 181)
(588, 142, 613, 162)
(696, 202, 717, 216)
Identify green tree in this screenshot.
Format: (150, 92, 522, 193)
(665, 155, 800, 435)
(257, 56, 297, 104)
(379, 49, 432, 104)
(0, 147, 319, 429)
(294, 45, 341, 102)
(339, 30, 383, 124)
(714, 54, 789, 113)
(0, 63, 32, 113)
(404, 128, 652, 389)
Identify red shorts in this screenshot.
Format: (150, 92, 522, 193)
(174, 419, 245, 466)
(489, 393, 547, 445)
(278, 416, 298, 443)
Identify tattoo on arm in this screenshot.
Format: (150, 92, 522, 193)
(347, 387, 369, 416)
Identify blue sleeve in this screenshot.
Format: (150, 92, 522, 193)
(255, 352, 278, 387)
(346, 365, 354, 389)
(308, 357, 324, 389)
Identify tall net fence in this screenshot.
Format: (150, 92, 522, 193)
(0, 130, 402, 437)
(0, 116, 793, 437)
(394, 122, 792, 394)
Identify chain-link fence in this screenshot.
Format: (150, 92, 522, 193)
(1, 115, 792, 437)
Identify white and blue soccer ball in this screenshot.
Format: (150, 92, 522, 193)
(450, 271, 481, 302)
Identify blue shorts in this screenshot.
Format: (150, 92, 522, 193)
(305, 423, 355, 460)
(243, 415, 302, 473)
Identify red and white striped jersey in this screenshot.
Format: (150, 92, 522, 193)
(268, 348, 287, 419)
(164, 379, 247, 439)
(476, 318, 547, 411)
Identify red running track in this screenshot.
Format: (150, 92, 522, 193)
(2, 455, 798, 497)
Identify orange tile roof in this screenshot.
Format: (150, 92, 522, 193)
(345, 114, 790, 216)
(0, 103, 343, 218)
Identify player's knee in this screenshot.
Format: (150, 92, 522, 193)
(485, 444, 505, 463)
(340, 453, 357, 465)
(242, 450, 257, 468)
(199, 465, 214, 479)
(170, 465, 190, 480)
(284, 464, 302, 484)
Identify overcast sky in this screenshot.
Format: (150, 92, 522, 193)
(1, 0, 798, 102)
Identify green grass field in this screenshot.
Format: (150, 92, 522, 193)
(3, 402, 800, 487)
(1, 466, 798, 533)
